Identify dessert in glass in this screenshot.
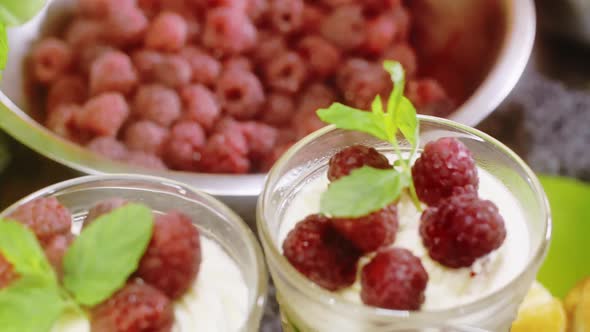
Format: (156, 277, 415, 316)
(0, 174, 267, 331)
(257, 113, 551, 331)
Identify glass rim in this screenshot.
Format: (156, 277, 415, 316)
(0, 173, 268, 330)
(257, 115, 551, 320)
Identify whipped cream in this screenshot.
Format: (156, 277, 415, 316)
(279, 168, 530, 310)
(51, 236, 249, 332)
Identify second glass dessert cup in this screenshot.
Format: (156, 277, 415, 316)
(257, 115, 551, 331)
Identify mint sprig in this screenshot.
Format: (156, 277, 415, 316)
(317, 61, 421, 218)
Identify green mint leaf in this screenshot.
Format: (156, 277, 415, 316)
(320, 167, 410, 218)
(0, 276, 65, 332)
(0, 219, 56, 283)
(396, 97, 419, 147)
(0, 0, 47, 26)
(383, 61, 406, 119)
(63, 204, 154, 306)
(371, 95, 384, 116)
(317, 103, 389, 141)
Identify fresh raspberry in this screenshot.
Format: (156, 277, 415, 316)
(43, 233, 74, 279)
(137, 0, 161, 18)
(240, 121, 279, 157)
(145, 12, 188, 52)
(184, 16, 202, 44)
(137, 212, 201, 299)
(133, 84, 181, 127)
(131, 49, 163, 81)
(264, 51, 307, 94)
(261, 92, 295, 126)
(391, 7, 411, 41)
(125, 152, 168, 170)
(64, 19, 104, 48)
(269, 0, 304, 34)
(297, 36, 341, 79)
(362, 0, 401, 14)
(91, 279, 174, 332)
(0, 253, 18, 289)
(420, 194, 506, 268)
(328, 145, 390, 181)
(77, 43, 116, 75)
(45, 104, 81, 141)
(203, 7, 257, 55)
(76, 93, 130, 137)
(223, 56, 254, 73)
(85, 198, 129, 225)
(252, 33, 286, 64)
(411, 137, 479, 205)
(216, 68, 264, 120)
(163, 121, 206, 171)
(332, 204, 398, 253)
(301, 4, 325, 34)
(180, 85, 220, 131)
(199, 131, 250, 173)
(153, 55, 192, 88)
(382, 43, 418, 78)
(320, 5, 366, 51)
(46, 75, 87, 112)
(361, 248, 428, 310)
(296, 83, 337, 114)
(124, 120, 169, 155)
(89, 51, 138, 96)
(87, 136, 129, 161)
(363, 14, 396, 56)
(406, 79, 454, 117)
(104, 6, 149, 46)
(8, 197, 72, 245)
(282, 214, 361, 291)
(247, 0, 268, 21)
(77, 0, 133, 18)
(32, 38, 73, 84)
(179, 47, 221, 87)
(337, 60, 391, 110)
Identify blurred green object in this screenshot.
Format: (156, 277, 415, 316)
(537, 175, 590, 298)
(0, 0, 47, 26)
(0, 131, 10, 173)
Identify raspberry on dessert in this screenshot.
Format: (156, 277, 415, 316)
(91, 279, 174, 332)
(331, 204, 398, 253)
(85, 198, 129, 225)
(361, 248, 428, 310)
(0, 253, 18, 289)
(282, 214, 361, 291)
(137, 211, 201, 299)
(8, 197, 72, 245)
(327, 145, 391, 181)
(411, 137, 479, 206)
(420, 194, 507, 268)
(43, 233, 74, 279)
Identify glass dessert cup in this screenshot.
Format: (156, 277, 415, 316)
(0, 174, 268, 332)
(257, 115, 551, 332)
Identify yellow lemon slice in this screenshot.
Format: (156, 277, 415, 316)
(567, 277, 590, 332)
(511, 281, 567, 332)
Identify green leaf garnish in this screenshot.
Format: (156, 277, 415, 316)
(63, 204, 154, 306)
(317, 61, 422, 217)
(0, 220, 56, 283)
(0, 0, 48, 26)
(0, 275, 65, 332)
(321, 167, 410, 218)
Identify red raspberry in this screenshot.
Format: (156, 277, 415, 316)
(180, 85, 220, 131)
(32, 38, 73, 84)
(269, 0, 304, 34)
(261, 92, 295, 126)
(124, 121, 169, 156)
(203, 8, 257, 55)
(78, 43, 116, 75)
(0, 253, 18, 289)
(45, 104, 81, 140)
(264, 51, 307, 94)
(199, 131, 250, 174)
(184, 16, 202, 44)
(125, 152, 168, 170)
(133, 84, 181, 127)
(247, 0, 268, 21)
(361, 248, 428, 310)
(363, 14, 396, 56)
(137, 212, 201, 299)
(46, 75, 87, 113)
(64, 19, 104, 48)
(296, 83, 337, 114)
(131, 49, 163, 81)
(391, 7, 411, 41)
(240, 121, 279, 157)
(297, 36, 341, 79)
(411, 137, 479, 205)
(153, 55, 192, 88)
(163, 121, 206, 171)
(406, 79, 454, 117)
(382, 43, 418, 78)
(77, 93, 130, 137)
(104, 6, 149, 46)
(420, 194, 507, 268)
(43, 233, 74, 279)
(320, 5, 366, 51)
(301, 4, 325, 34)
(332, 204, 398, 253)
(338, 60, 391, 110)
(223, 56, 253, 72)
(87, 136, 129, 161)
(8, 197, 72, 245)
(89, 51, 138, 96)
(328, 145, 390, 181)
(85, 198, 130, 225)
(179, 47, 221, 87)
(252, 33, 286, 64)
(77, 0, 133, 18)
(282, 214, 361, 291)
(362, 0, 401, 13)
(145, 12, 188, 52)
(217, 69, 265, 120)
(91, 280, 174, 332)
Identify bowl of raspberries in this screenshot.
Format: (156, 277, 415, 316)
(0, 0, 535, 220)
